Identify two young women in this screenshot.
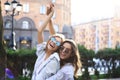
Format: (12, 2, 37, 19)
(32, 3, 82, 80)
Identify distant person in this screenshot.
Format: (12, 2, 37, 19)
(5, 68, 14, 79)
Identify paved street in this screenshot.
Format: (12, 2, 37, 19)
(99, 78, 120, 80)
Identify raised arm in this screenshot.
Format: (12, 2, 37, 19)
(48, 18, 56, 35)
(47, 3, 56, 35)
(37, 7, 54, 44)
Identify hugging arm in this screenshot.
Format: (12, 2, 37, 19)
(46, 65, 74, 80)
(46, 70, 64, 80)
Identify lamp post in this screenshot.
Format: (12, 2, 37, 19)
(4, 0, 22, 50)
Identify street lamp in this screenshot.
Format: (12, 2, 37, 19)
(4, 0, 22, 50)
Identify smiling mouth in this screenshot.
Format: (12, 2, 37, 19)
(49, 43, 55, 48)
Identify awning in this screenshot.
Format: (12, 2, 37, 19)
(19, 36, 32, 42)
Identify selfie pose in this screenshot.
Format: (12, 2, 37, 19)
(46, 39, 82, 80)
(32, 4, 65, 80)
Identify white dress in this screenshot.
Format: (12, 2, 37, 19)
(32, 42, 60, 80)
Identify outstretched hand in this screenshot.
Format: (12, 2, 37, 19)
(46, 3, 54, 15)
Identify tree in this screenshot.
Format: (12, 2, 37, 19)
(0, 1, 7, 79)
(78, 44, 95, 80)
(96, 48, 120, 78)
(78, 44, 95, 68)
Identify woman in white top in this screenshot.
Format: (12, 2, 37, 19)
(46, 39, 82, 80)
(32, 3, 65, 80)
(45, 3, 82, 80)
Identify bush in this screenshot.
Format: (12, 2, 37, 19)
(80, 68, 91, 80)
(6, 48, 37, 78)
(111, 67, 120, 78)
(94, 69, 99, 79)
(16, 75, 31, 80)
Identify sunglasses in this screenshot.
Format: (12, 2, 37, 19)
(50, 37, 61, 46)
(60, 46, 71, 54)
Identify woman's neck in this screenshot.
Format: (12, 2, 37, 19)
(44, 50, 53, 60)
(46, 49, 53, 54)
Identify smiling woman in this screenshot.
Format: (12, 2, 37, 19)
(50, 37, 61, 46)
(46, 39, 82, 80)
(31, 3, 65, 80)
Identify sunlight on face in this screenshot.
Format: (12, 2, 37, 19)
(47, 36, 62, 51)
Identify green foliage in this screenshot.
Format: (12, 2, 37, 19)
(111, 67, 120, 78)
(77, 44, 95, 69)
(77, 44, 95, 59)
(6, 78, 15, 80)
(96, 48, 115, 58)
(80, 68, 91, 80)
(77, 44, 120, 79)
(94, 69, 99, 79)
(5, 43, 120, 79)
(6, 48, 36, 56)
(16, 75, 31, 80)
(6, 48, 37, 78)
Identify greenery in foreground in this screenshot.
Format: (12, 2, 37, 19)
(5, 45, 120, 80)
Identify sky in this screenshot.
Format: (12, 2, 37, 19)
(71, 0, 120, 25)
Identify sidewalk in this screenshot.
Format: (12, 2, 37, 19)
(99, 78, 120, 80)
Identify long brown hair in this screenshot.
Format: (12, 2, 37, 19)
(60, 39, 82, 77)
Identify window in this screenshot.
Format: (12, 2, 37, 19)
(4, 35, 10, 48)
(23, 3, 29, 13)
(40, 5, 46, 14)
(53, 24, 59, 32)
(116, 21, 120, 27)
(63, 12, 65, 20)
(19, 37, 32, 49)
(52, 12, 56, 19)
(5, 20, 11, 28)
(22, 21, 29, 29)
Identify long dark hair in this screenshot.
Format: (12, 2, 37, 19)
(59, 40, 82, 77)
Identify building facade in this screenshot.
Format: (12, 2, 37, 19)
(1, 0, 71, 49)
(74, 14, 120, 52)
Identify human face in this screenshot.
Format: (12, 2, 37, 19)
(47, 37, 62, 51)
(50, 37, 61, 46)
(59, 42, 72, 60)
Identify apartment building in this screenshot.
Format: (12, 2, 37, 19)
(74, 17, 120, 52)
(1, 0, 71, 49)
